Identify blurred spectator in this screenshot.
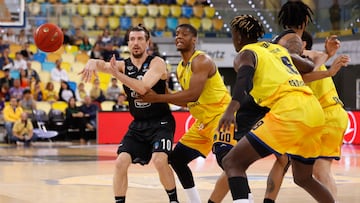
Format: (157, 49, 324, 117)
(106, 77, 121, 101)
(72, 28, 84, 46)
(13, 52, 27, 71)
(79, 35, 93, 52)
(12, 112, 37, 146)
(43, 81, 58, 102)
(329, 0, 341, 30)
(3, 97, 23, 142)
(20, 89, 37, 116)
(0, 84, 10, 102)
(0, 48, 14, 70)
(32, 81, 45, 101)
(89, 78, 106, 103)
(90, 42, 103, 59)
(58, 80, 75, 102)
(19, 69, 30, 88)
(51, 59, 69, 82)
(9, 79, 23, 100)
(111, 27, 124, 47)
(62, 27, 72, 45)
(100, 28, 112, 45)
(0, 36, 9, 54)
(3, 28, 16, 44)
(75, 82, 88, 102)
(20, 42, 34, 60)
(101, 42, 120, 62)
(17, 29, 28, 45)
(65, 97, 87, 144)
(0, 68, 14, 88)
(147, 40, 162, 57)
(80, 95, 99, 131)
(112, 93, 128, 111)
(24, 60, 40, 83)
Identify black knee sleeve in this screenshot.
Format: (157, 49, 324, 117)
(170, 143, 202, 189)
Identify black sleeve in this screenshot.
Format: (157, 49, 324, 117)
(232, 65, 255, 106)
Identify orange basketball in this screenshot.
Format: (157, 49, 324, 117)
(33, 23, 64, 52)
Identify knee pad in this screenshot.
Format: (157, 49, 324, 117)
(212, 143, 233, 169)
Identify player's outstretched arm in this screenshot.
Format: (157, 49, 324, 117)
(109, 55, 167, 95)
(302, 55, 350, 83)
(79, 58, 114, 82)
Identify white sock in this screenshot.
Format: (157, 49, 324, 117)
(248, 193, 254, 203)
(233, 200, 250, 203)
(184, 187, 201, 203)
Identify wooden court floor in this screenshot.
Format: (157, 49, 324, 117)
(0, 142, 359, 203)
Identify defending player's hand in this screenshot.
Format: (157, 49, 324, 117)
(79, 59, 98, 83)
(217, 110, 237, 133)
(325, 35, 340, 58)
(328, 55, 350, 76)
(140, 89, 158, 102)
(109, 54, 119, 76)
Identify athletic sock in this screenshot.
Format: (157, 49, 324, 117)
(263, 198, 275, 203)
(184, 187, 201, 203)
(166, 188, 179, 203)
(115, 196, 125, 203)
(228, 177, 251, 200)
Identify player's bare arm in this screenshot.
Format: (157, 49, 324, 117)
(142, 54, 212, 106)
(302, 55, 350, 83)
(109, 55, 167, 95)
(79, 57, 124, 82)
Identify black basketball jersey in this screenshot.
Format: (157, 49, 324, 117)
(123, 56, 171, 120)
(271, 29, 296, 44)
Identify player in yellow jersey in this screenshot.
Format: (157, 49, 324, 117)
(141, 24, 233, 203)
(220, 14, 335, 202)
(264, 30, 350, 203)
(264, 1, 351, 202)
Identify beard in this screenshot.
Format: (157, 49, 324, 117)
(132, 51, 144, 59)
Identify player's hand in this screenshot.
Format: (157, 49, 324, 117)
(109, 55, 118, 75)
(328, 55, 350, 76)
(325, 35, 340, 58)
(80, 59, 98, 83)
(217, 110, 237, 133)
(140, 89, 158, 102)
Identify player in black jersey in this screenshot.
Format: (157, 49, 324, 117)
(80, 25, 179, 203)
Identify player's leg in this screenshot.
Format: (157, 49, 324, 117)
(152, 152, 179, 203)
(113, 152, 132, 203)
(313, 158, 337, 199)
(264, 154, 291, 203)
(223, 134, 271, 202)
(208, 172, 229, 203)
(151, 114, 179, 203)
(170, 142, 203, 203)
(290, 158, 334, 203)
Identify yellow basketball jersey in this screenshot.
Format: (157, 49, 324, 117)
(176, 50, 231, 123)
(241, 42, 314, 108)
(306, 64, 344, 108)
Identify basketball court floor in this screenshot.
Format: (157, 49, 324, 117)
(0, 142, 359, 203)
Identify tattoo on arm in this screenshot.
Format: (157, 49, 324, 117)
(284, 36, 303, 55)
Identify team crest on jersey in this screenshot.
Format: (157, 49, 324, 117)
(252, 120, 264, 130)
(154, 141, 160, 149)
(127, 66, 134, 71)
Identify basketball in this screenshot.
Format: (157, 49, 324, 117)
(33, 23, 64, 52)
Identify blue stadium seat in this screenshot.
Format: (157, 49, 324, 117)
(10, 70, 20, 80)
(33, 52, 47, 63)
(167, 17, 178, 31)
(42, 61, 56, 72)
(120, 17, 132, 30)
(68, 81, 77, 92)
(181, 6, 193, 18)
